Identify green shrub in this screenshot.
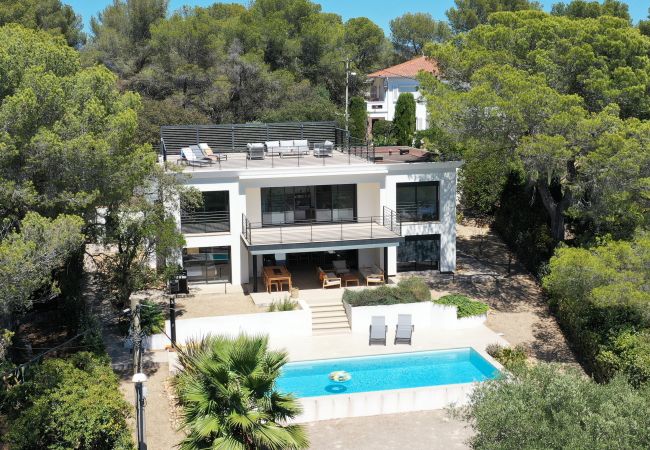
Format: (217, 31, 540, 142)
(465, 364, 650, 450)
(394, 93, 416, 145)
(5, 352, 133, 450)
(139, 299, 165, 335)
(486, 343, 528, 369)
(371, 119, 396, 146)
(543, 233, 650, 384)
(436, 294, 489, 318)
(343, 277, 431, 306)
(268, 297, 298, 312)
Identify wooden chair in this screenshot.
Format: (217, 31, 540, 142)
(317, 267, 341, 289)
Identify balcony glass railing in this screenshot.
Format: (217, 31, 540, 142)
(181, 211, 230, 234)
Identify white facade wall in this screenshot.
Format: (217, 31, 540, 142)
(367, 77, 429, 131)
(178, 161, 459, 286)
(382, 164, 457, 273)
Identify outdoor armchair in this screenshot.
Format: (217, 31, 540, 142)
(317, 267, 341, 289)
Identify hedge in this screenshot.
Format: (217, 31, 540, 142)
(343, 277, 431, 307)
(435, 294, 489, 318)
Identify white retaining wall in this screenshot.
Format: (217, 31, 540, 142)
(344, 301, 486, 333)
(295, 382, 476, 423)
(149, 300, 312, 350)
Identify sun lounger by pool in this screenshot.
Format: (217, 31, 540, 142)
(369, 316, 387, 346)
(394, 314, 414, 345)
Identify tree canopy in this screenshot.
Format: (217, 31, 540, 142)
(465, 363, 650, 450)
(551, 0, 630, 21)
(0, 0, 86, 48)
(83, 0, 393, 140)
(446, 0, 542, 33)
(389, 13, 451, 61)
(422, 11, 650, 241)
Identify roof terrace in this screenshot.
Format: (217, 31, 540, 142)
(160, 121, 457, 173)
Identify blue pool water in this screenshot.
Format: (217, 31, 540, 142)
(276, 348, 499, 397)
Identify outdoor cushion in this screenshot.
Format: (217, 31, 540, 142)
(279, 140, 294, 147)
(294, 139, 308, 147)
(264, 141, 280, 148)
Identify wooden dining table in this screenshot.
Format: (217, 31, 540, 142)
(262, 265, 292, 293)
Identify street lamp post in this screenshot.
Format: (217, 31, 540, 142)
(344, 58, 357, 134)
(132, 372, 148, 450)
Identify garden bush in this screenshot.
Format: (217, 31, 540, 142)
(343, 277, 431, 307)
(5, 352, 133, 450)
(543, 233, 650, 385)
(268, 297, 299, 312)
(486, 343, 528, 369)
(436, 294, 489, 318)
(463, 364, 650, 450)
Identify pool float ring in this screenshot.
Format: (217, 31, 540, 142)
(328, 370, 351, 382)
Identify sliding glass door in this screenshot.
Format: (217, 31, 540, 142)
(397, 235, 440, 272)
(182, 246, 231, 283)
(261, 185, 356, 226)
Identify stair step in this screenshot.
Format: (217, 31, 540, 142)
(308, 301, 345, 308)
(312, 328, 351, 336)
(309, 305, 345, 312)
(312, 317, 349, 325)
(312, 311, 347, 319)
(313, 321, 351, 330)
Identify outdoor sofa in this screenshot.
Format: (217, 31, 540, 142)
(265, 140, 310, 157)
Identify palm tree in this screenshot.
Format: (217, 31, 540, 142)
(173, 334, 309, 450)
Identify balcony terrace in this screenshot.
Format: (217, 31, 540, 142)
(241, 207, 403, 254)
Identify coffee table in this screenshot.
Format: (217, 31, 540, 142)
(341, 273, 359, 287)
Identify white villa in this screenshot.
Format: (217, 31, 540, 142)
(366, 56, 438, 132)
(163, 122, 459, 292)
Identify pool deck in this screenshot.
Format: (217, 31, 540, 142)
(169, 324, 507, 371)
(267, 324, 507, 363)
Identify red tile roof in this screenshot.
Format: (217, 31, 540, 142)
(367, 56, 439, 79)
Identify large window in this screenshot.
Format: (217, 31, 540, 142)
(396, 181, 439, 222)
(182, 246, 231, 283)
(397, 235, 440, 272)
(261, 185, 356, 225)
(181, 191, 229, 233)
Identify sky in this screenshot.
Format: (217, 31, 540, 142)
(65, 0, 649, 34)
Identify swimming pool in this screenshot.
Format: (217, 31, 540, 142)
(277, 348, 500, 398)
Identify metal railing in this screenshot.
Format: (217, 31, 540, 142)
(241, 207, 401, 245)
(383, 205, 402, 235)
(180, 211, 230, 234)
(160, 121, 376, 168)
(395, 204, 439, 222)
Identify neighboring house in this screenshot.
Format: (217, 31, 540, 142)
(162, 122, 459, 289)
(366, 56, 438, 132)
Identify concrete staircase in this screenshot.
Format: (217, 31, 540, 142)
(310, 300, 351, 335)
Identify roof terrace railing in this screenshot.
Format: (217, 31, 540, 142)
(160, 121, 376, 168)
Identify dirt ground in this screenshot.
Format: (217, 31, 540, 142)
(426, 223, 578, 366)
(174, 292, 263, 319)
